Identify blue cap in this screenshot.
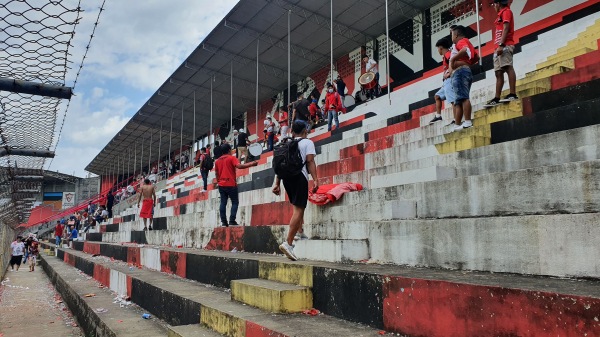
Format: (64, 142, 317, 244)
(60, 219, 65, 224)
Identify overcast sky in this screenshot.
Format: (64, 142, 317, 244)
(46, 0, 239, 177)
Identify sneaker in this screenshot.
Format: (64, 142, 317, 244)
(143, 227, 147, 231)
(221, 222, 229, 227)
(445, 120, 456, 127)
(229, 220, 239, 226)
(201, 189, 207, 193)
(452, 124, 464, 132)
(483, 97, 500, 108)
(461, 120, 473, 129)
(429, 115, 443, 124)
(500, 93, 519, 103)
(294, 232, 309, 241)
(279, 242, 298, 261)
(148, 226, 153, 230)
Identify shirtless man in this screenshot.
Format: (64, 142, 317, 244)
(137, 178, 156, 230)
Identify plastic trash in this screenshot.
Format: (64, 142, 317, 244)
(142, 313, 151, 319)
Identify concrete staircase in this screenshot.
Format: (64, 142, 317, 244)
(40, 241, 600, 336)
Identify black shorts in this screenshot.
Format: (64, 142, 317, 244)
(283, 175, 309, 209)
(10, 255, 22, 266)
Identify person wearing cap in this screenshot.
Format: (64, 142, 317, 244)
(214, 143, 259, 227)
(55, 219, 65, 247)
(485, 0, 518, 107)
(272, 120, 319, 261)
(236, 128, 249, 164)
(10, 235, 25, 271)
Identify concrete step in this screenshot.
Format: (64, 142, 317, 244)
(167, 324, 224, 337)
(370, 165, 455, 189)
(537, 48, 593, 69)
(40, 254, 169, 337)
(44, 244, 383, 337)
(435, 135, 490, 154)
(301, 211, 600, 278)
(230, 278, 312, 313)
(293, 239, 370, 263)
(307, 199, 416, 223)
(43, 241, 600, 336)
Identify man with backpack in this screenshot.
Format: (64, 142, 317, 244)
(272, 120, 319, 261)
(214, 143, 258, 227)
(449, 25, 477, 132)
(199, 147, 213, 192)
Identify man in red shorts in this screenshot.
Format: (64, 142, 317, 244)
(137, 178, 156, 230)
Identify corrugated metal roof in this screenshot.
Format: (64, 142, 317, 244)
(86, 0, 440, 174)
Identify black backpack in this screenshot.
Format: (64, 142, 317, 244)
(201, 155, 214, 171)
(273, 138, 304, 179)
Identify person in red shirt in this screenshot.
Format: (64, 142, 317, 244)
(449, 25, 476, 131)
(485, 0, 518, 107)
(214, 143, 258, 227)
(308, 97, 319, 124)
(54, 220, 64, 247)
(278, 107, 289, 137)
(325, 83, 343, 131)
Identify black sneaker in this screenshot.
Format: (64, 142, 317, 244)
(429, 115, 443, 124)
(500, 93, 519, 103)
(143, 227, 147, 231)
(148, 226, 153, 230)
(221, 222, 229, 227)
(229, 220, 239, 226)
(484, 98, 500, 108)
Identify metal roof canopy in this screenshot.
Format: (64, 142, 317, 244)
(86, 0, 440, 175)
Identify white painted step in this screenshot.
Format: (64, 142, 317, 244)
(293, 239, 369, 263)
(370, 166, 455, 189)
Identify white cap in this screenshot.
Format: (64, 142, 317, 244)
(233, 129, 238, 133)
(239, 128, 244, 133)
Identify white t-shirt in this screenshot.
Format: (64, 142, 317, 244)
(11, 241, 24, 256)
(296, 138, 316, 181)
(366, 59, 378, 73)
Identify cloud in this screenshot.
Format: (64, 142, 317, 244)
(48, 0, 239, 177)
(70, 0, 240, 91)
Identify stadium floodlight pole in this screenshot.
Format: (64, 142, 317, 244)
(169, 109, 174, 165)
(210, 76, 214, 144)
(128, 147, 131, 177)
(158, 122, 162, 173)
(148, 131, 152, 174)
(288, 9, 291, 109)
(133, 144, 136, 176)
(386, 0, 391, 105)
(140, 136, 144, 175)
(256, 39, 259, 136)
(230, 62, 233, 134)
(192, 91, 196, 168)
(180, 102, 184, 169)
(476, 0, 482, 66)
(330, 0, 333, 82)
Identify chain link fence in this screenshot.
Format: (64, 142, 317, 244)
(0, 0, 83, 226)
